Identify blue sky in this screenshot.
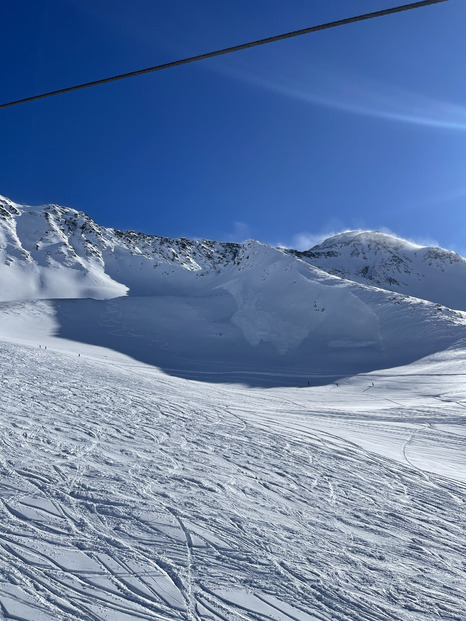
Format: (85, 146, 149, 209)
(1, 0, 465, 252)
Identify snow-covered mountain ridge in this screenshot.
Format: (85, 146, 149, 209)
(2, 194, 465, 310)
(2, 193, 466, 376)
(292, 230, 466, 310)
(0, 194, 242, 300)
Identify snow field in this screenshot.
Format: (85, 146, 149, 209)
(1, 337, 466, 620)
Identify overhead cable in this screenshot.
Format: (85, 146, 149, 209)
(0, 0, 448, 109)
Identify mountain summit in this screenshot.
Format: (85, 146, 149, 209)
(293, 230, 466, 310)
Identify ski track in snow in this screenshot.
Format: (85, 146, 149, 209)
(1, 341, 466, 620)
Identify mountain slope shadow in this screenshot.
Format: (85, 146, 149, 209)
(51, 293, 465, 388)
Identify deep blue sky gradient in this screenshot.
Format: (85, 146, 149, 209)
(1, 0, 465, 252)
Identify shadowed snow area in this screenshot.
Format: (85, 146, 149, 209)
(1, 194, 466, 619)
(0, 286, 465, 387)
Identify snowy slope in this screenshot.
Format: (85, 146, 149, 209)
(2, 194, 466, 377)
(3, 194, 466, 313)
(0, 194, 241, 301)
(294, 230, 466, 310)
(1, 325, 466, 620)
(0, 260, 465, 386)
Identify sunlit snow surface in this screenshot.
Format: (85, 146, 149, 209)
(1, 302, 466, 620)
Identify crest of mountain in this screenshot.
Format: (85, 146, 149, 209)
(2, 195, 465, 308)
(1, 194, 466, 380)
(294, 230, 466, 311)
(0, 194, 242, 300)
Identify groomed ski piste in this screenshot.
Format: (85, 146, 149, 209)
(1, 195, 466, 620)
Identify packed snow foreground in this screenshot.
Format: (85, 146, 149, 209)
(0, 194, 465, 620)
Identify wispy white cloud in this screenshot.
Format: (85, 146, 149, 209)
(222, 221, 252, 243)
(290, 232, 329, 251)
(276, 230, 341, 251)
(275, 217, 349, 250)
(214, 51, 466, 132)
